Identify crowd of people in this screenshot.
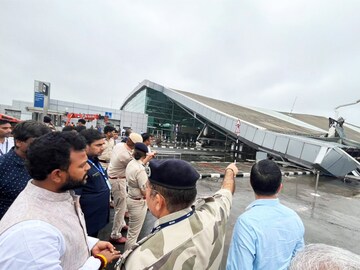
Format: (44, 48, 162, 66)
(0, 117, 359, 269)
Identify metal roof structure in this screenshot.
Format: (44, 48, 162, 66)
(122, 80, 360, 177)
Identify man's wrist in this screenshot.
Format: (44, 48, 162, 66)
(94, 254, 107, 269)
(225, 168, 236, 177)
(222, 169, 236, 194)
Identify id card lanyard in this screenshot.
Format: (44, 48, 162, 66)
(151, 209, 194, 233)
(87, 159, 112, 190)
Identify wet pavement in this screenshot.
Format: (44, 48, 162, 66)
(99, 162, 360, 269)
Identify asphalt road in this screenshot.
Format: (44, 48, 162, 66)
(99, 170, 360, 269)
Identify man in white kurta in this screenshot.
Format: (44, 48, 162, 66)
(0, 132, 120, 269)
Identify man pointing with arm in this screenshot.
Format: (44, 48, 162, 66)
(116, 159, 238, 270)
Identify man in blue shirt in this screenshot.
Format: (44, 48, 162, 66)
(0, 120, 51, 219)
(76, 129, 111, 237)
(227, 159, 304, 270)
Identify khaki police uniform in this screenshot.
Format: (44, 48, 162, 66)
(116, 189, 232, 270)
(124, 159, 148, 250)
(108, 143, 132, 239)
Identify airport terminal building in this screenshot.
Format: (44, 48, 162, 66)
(122, 80, 360, 177)
(1, 79, 360, 177)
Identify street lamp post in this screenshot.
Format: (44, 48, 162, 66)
(334, 99, 360, 119)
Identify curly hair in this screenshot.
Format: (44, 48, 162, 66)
(26, 132, 86, 181)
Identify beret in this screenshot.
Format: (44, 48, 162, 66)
(149, 159, 200, 190)
(129, 132, 143, 144)
(134, 142, 148, 153)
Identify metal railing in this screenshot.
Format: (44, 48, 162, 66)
(155, 151, 182, 160)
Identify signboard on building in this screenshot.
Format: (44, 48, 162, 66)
(105, 111, 113, 118)
(34, 80, 51, 108)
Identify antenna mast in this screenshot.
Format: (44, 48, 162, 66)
(289, 96, 297, 116)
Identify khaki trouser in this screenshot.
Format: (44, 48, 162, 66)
(124, 197, 148, 250)
(110, 177, 127, 239)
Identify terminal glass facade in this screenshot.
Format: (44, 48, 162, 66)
(123, 87, 228, 147)
(146, 88, 202, 141)
(122, 90, 146, 114)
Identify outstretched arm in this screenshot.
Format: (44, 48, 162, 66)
(221, 163, 238, 194)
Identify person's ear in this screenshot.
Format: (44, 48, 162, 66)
(155, 193, 165, 211)
(14, 139, 23, 148)
(50, 169, 66, 184)
(277, 183, 283, 193)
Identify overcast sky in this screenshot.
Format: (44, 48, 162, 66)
(1, 0, 360, 126)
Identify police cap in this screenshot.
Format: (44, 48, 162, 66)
(134, 142, 148, 153)
(129, 132, 143, 144)
(149, 159, 200, 190)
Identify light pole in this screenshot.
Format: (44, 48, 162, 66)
(334, 99, 360, 119)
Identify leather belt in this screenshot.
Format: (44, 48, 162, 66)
(129, 197, 145, 200)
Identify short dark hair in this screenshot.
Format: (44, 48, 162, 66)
(250, 159, 282, 196)
(133, 149, 146, 160)
(141, 133, 151, 142)
(149, 183, 197, 213)
(12, 120, 51, 142)
(103, 125, 116, 134)
(80, 129, 104, 145)
(124, 128, 132, 137)
(78, 119, 86, 125)
(43, 116, 52, 123)
(75, 125, 86, 133)
(62, 125, 74, 132)
(26, 132, 86, 181)
(0, 119, 11, 125)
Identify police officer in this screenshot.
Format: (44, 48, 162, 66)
(115, 159, 238, 270)
(124, 142, 152, 250)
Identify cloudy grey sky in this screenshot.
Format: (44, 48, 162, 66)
(1, 0, 360, 126)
